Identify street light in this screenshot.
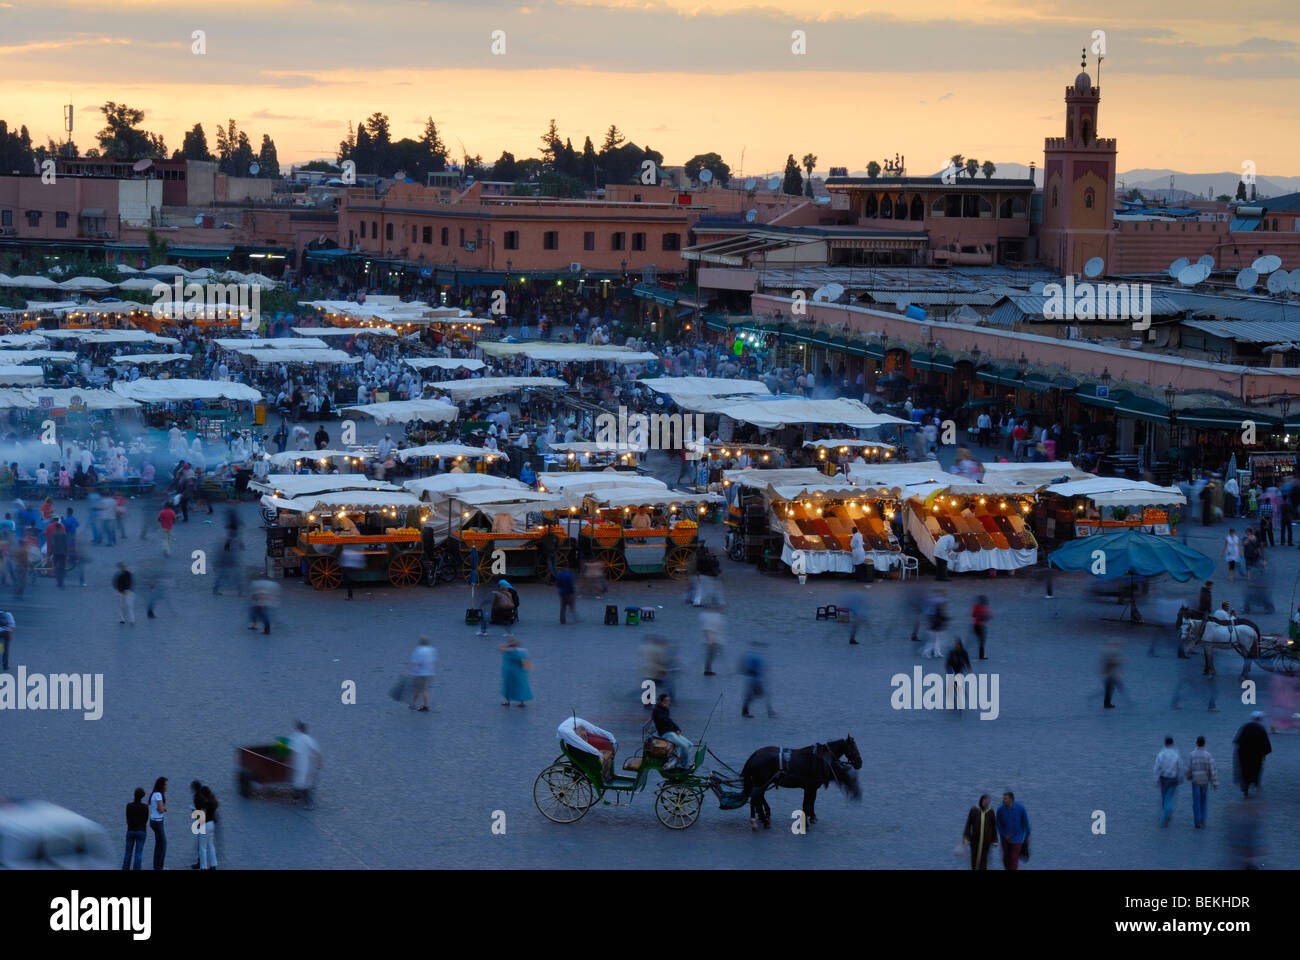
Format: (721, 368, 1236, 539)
(1018, 352, 1029, 376)
(1099, 367, 1111, 387)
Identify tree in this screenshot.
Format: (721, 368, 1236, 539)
(257, 134, 280, 178)
(419, 117, 448, 173)
(802, 153, 817, 197)
(949, 154, 964, 175)
(145, 227, 168, 267)
(557, 137, 580, 179)
(1235, 180, 1247, 201)
(491, 151, 518, 182)
(539, 118, 562, 169)
(601, 124, 626, 154)
(964, 157, 979, 179)
(538, 170, 585, 198)
(363, 112, 391, 174)
(782, 155, 803, 196)
(95, 102, 165, 159)
(684, 152, 731, 186)
(1215, 193, 1232, 202)
(463, 153, 487, 180)
(580, 136, 598, 187)
(179, 124, 210, 161)
(353, 120, 373, 173)
(866, 160, 881, 178)
(336, 121, 356, 165)
(981, 160, 996, 179)
(299, 159, 340, 173)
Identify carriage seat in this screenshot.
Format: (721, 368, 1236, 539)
(644, 737, 674, 757)
(623, 756, 643, 772)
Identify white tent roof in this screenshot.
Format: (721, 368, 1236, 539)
(60, 300, 150, 316)
(432, 376, 565, 401)
(0, 388, 138, 410)
(290, 326, 398, 338)
(111, 378, 262, 403)
(0, 350, 77, 363)
(404, 474, 530, 500)
(536, 472, 667, 493)
(112, 353, 192, 365)
(639, 376, 770, 399)
(687, 395, 911, 428)
(58, 276, 117, 291)
(118, 277, 166, 292)
(845, 462, 965, 489)
(42, 329, 179, 345)
(479, 342, 658, 364)
(266, 450, 368, 469)
(236, 348, 361, 365)
(586, 488, 719, 509)
(547, 441, 646, 454)
(253, 475, 404, 498)
(115, 264, 139, 275)
(214, 337, 329, 350)
(396, 443, 507, 462)
(264, 490, 424, 514)
(0, 275, 61, 289)
(1045, 476, 1186, 506)
(143, 265, 187, 277)
(405, 358, 487, 372)
(0, 335, 47, 348)
(804, 437, 897, 450)
(340, 398, 458, 424)
(0, 366, 45, 385)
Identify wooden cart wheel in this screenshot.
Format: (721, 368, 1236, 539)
(461, 550, 493, 582)
(533, 762, 594, 824)
(598, 548, 626, 581)
(308, 556, 343, 591)
(387, 553, 424, 588)
(655, 782, 704, 830)
(665, 547, 695, 581)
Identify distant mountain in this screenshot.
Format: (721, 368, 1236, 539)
(1118, 169, 1300, 200)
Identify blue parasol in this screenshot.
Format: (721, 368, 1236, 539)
(1049, 530, 1214, 582)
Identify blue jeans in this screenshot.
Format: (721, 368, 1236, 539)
(1191, 784, 1208, 827)
(150, 819, 166, 870)
(1159, 777, 1179, 826)
(122, 829, 146, 870)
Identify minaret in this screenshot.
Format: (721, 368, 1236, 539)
(1041, 49, 1117, 275)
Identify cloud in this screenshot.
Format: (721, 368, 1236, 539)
(937, 92, 953, 101)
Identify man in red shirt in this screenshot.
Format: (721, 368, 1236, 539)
(971, 595, 992, 659)
(157, 504, 176, 557)
(1011, 423, 1028, 462)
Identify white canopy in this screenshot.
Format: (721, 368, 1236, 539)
(639, 376, 770, 399)
(678, 394, 910, 428)
(341, 398, 458, 425)
(266, 449, 368, 469)
(587, 487, 719, 510)
(291, 326, 398, 338)
(236, 348, 361, 365)
(0, 335, 47, 348)
(723, 467, 831, 489)
(58, 276, 117, 291)
(0, 350, 77, 363)
(978, 462, 1093, 487)
(263, 490, 424, 514)
(143, 265, 187, 277)
(0, 388, 138, 410)
(557, 717, 616, 758)
(0, 366, 45, 385)
(405, 358, 487, 372)
(536, 473, 667, 493)
(112, 353, 191, 365)
(547, 441, 646, 455)
(115, 264, 139, 275)
(112, 378, 262, 403)
(432, 376, 565, 401)
(117, 277, 161, 292)
(41, 329, 179, 345)
(0, 275, 61, 289)
(253, 475, 404, 498)
(480, 342, 659, 364)
(804, 437, 897, 450)
(397, 443, 507, 462)
(60, 300, 151, 316)
(214, 337, 329, 350)
(406, 474, 529, 499)
(1045, 476, 1186, 506)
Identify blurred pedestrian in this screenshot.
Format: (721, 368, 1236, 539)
(407, 636, 437, 712)
(114, 562, 135, 625)
(1186, 735, 1219, 829)
(288, 721, 321, 808)
(701, 602, 725, 674)
(1222, 529, 1240, 583)
(838, 588, 867, 645)
(971, 595, 992, 659)
(1154, 736, 1181, 827)
(499, 635, 533, 707)
(1102, 642, 1124, 708)
(341, 545, 364, 600)
(1233, 711, 1272, 798)
(0, 609, 12, 671)
(995, 792, 1029, 869)
(46, 516, 67, 587)
(212, 534, 240, 595)
(197, 785, 218, 870)
(922, 589, 949, 659)
(962, 794, 998, 870)
(741, 640, 776, 718)
(556, 567, 577, 624)
(156, 503, 176, 557)
(247, 577, 279, 634)
(147, 776, 167, 870)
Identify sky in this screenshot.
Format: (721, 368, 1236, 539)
(2, 0, 1298, 177)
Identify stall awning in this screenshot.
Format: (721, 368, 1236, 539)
(169, 246, 235, 260)
(909, 351, 932, 371)
(930, 353, 955, 373)
(1175, 408, 1276, 430)
(304, 248, 354, 263)
(1074, 384, 1118, 409)
(1021, 378, 1053, 394)
(1114, 393, 1169, 425)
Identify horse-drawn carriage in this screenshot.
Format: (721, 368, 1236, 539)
(534, 717, 708, 829)
(1178, 608, 1299, 676)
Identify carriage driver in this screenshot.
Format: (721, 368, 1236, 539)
(652, 693, 693, 771)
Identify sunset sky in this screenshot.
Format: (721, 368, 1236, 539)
(3, 0, 1298, 177)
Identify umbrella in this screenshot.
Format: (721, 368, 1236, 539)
(468, 543, 479, 605)
(1049, 530, 1215, 622)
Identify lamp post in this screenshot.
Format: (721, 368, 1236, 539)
(1280, 391, 1292, 447)
(1163, 383, 1177, 458)
(452, 256, 459, 299)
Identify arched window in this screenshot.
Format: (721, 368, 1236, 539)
(865, 194, 878, 218)
(910, 195, 925, 220)
(931, 197, 945, 217)
(1273, 218, 1280, 231)
(978, 196, 993, 217)
(1081, 118, 1091, 143)
(880, 194, 893, 218)
(1051, 187, 1059, 208)
(1084, 188, 1095, 209)
(999, 197, 1014, 218)
(895, 193, 907, 219)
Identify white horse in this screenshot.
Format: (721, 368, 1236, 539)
(1178, 608, 1261, 677)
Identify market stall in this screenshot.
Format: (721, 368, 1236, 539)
(905, 482, 1040, 574)
(542, 441, 642, 473)
(1043, 477, 1186, 539)
(339, 397, 459, 426)
(440, 487, 573, 582)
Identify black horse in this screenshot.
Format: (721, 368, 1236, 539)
(739, 735, 862, 831)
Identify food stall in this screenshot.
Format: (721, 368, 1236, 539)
(542, 441, 643, 473)
(803, 438, 898, 474)
(1042, 477, 1186, 538)
(904, 482, 1040, 574)
(110, 378, 262, 436)
(439, 488, 574, 582)
(266, 449, 371, 475)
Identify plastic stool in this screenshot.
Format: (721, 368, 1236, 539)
(639, 607, 656, 621)
(604, 604, 619, 625)
(625, 607, 640, 626)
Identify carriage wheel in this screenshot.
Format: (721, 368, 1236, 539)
(260, 506, 278, 526)
(388, 553, 423, 588)
(655, 782, 704, 830)
(598, 549, 626, 582)
(461, 550, 493, 582)
(665, 547, 695, 581)
(533, 763, 594, 824)
(535, 550, 568, 584)
(308, 556, 343, 591)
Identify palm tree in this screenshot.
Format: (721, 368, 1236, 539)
(964, 158, 979, 179)
(949, 154, 964, 177)
(866, 160, 881, 178)
(981, 160, 996, 179)
(802, 153, 817, 197)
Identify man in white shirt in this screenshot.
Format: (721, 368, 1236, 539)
(407, 636, 437, 712)
(1223, 475, 1240, 518)
(376, 433, 395, 460)
(934, 532, 956, 581)
(976, 412, 992, 447)
(34, 463, 50, 487)
(1153, 736, 1182, 827)
(289, 721, 321, 807)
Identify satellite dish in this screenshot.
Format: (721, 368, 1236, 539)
(249, 162, 260, 176)
(1029, 281, 1047, 295)
(897, 298, 911, 313)
(132, 159, 153, 172)
(1177, 265, 1203, 286)
(767, 175, 782, 191)
(1253, 254, 1282, 274)
(194, 215, 204, 226)
(698, 168, 713, 184)
(1235, 268, 1258, 292)
(744, 177, 757, 190)
(1168, 257, 1190, 279)
(744, 209, 757, 223)
(1197, 254, 1215, 269)
(1267, 271, 1288, 294)
(1289, 272, 1300, 294)
(812, 285, 831, 302)
(1083, 257, 1104, 279)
